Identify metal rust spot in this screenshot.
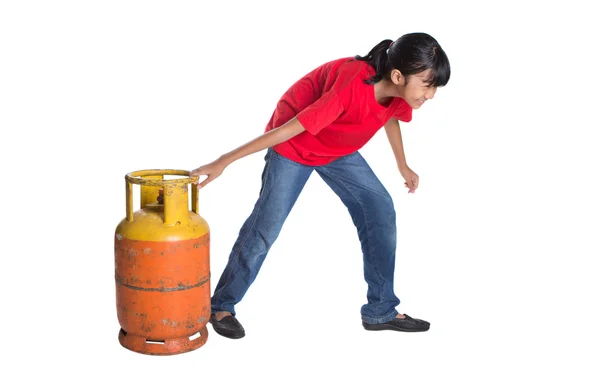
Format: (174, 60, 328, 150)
(162, 318, 179, 328)
(114, 275, 209, 292)
(193, 239, 210, 248)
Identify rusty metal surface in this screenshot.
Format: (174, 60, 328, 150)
(118, 325, 209, 356)
(115, 234, 211, 354)
(115, 168, 210, 356)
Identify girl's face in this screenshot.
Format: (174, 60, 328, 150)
(391, 69, 438, 109)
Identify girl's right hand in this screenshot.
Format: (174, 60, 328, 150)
(190, 158, 227, 188)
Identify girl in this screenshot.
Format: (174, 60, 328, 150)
(191, 32, 450, 339)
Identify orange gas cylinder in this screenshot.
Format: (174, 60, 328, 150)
(114, 170, 210, 355)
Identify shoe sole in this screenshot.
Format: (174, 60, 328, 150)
(362, 322, 430, 332)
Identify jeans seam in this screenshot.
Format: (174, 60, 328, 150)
(213, 152, 273, 301)
(319, 166, 385, 301)
(326, 166, 389, 199)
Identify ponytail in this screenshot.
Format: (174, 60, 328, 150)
(355, 39, 393, 84)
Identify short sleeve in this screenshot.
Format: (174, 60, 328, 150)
(296, 90, 345, 135)
(392, 100, 413, 123)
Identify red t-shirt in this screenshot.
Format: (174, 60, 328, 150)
(265, 57, 413, 166)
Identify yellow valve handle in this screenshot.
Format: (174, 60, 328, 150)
(125, 169, 198, 186)
(124, 169, 200, 224)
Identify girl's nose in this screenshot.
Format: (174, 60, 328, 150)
(426, 87, 437, 100)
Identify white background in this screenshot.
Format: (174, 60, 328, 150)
(1, 0, 599, 376)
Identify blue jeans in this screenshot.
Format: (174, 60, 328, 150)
(211, 149, 400, 324)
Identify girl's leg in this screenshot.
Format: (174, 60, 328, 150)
(315, 152, 400, 324)
(211, 149, 314, 315)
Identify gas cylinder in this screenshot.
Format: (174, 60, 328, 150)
(114, 169, 210, 355)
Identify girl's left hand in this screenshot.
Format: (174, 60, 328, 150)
(399, 166, 419, 194)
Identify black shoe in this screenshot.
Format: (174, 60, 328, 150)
(209, 314, 246, 339)
(362, 314, 430, 332)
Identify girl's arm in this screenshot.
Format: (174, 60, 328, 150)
(191, 117, 305, 187)
(384, 118, 419, 193)
(384, 118, 408, 169)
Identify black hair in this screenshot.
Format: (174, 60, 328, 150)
(355, 32, 450, 87)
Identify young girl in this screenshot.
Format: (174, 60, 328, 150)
(191, 32, 450, 339)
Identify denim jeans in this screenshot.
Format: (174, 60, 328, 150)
(211, 149, 400, 324)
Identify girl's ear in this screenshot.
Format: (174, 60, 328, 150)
(390, 69, 406, 86)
